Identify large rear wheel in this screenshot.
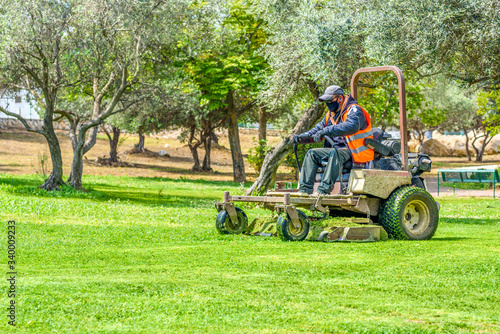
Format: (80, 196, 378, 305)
(276, 210, 310, 241)
(379, 186, 438, 240)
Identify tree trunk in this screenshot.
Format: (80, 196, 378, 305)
(69, 148, 84, 190)
(258, 104, 267, 142)
(189, 143, 202, 172)
(202, 127, 213, 172)
(463, 127, 472, 162)
(41, 126, 65, 190)
(40, 106, 65, 191)
(68, 128, 88, 190)
(67, 123, 100, 190)
(135, 131, 145, 152)
(416, 130, 425, 154)
(1, 98, 65, 190)
(247, 81, 323, 195)
(211, 132, 219, 146)
(475, 130, 491, 162)
(227, 90, 246, 182)
(103, 126, 120, 163)
(202, 135, 212, 172)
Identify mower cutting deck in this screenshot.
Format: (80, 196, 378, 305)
(215, 66, 439, 242)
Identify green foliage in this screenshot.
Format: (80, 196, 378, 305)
(359, 73, 445, 131)
(0, 174, 500, 332)
(186, 0, 267, 110)
(252, 0, 368, 106)
(427, 77, 478, 133)
(246, 138, 271, 173)
(367, 0, 500, 87)
(477, 85, 500, 136)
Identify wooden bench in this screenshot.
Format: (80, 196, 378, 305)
(437, 166, 500, 198)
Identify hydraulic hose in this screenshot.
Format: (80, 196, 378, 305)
(293, 143, 301, 173)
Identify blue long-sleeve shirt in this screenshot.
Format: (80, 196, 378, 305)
(306, 95, 368, 147)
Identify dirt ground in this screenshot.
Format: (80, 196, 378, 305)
(0, 126, 294, 182)
(1, 126, 499, 183)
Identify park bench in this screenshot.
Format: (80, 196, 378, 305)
(437, 165, 500, 198)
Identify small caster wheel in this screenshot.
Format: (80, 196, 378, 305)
(276, 210, 309, 241)
(216, 207, 248, 235)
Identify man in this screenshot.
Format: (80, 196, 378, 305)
(293, 85, 375, 196)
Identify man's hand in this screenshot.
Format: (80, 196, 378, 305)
(312, 130, 324, 143)
(293, 133, 311, 144)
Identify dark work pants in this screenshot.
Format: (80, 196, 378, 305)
(298, 147, 352, 194)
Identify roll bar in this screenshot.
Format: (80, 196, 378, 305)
(350, 66, 408, 170)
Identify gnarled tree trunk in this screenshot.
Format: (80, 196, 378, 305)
(202, 123, 213, 172)
(187, 123, 203, 172)
(227, 90, 246, 182)
(68, 125, 99, 190)
(41, 118, 65, 191)
(135, 131, 145, 152)
(472, 130, 492, 162)
(189, 144, 202, 171)
(0, 96, 64, 190)
(103, 125, 120, 163)
(247, 82, 323, 195)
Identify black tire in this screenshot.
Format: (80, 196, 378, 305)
(276, 210, 309, 241)
(379, 186, 438, 240)
(216, 207, 248, 235)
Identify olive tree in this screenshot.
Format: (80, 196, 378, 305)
(61, 0, 182, 190)
(0, 0, 187, 190)
(475, 86, 500, 161)
(367, 0, 500, 85)
(185, 0, 267, 182)
(0, 0, 78, 190)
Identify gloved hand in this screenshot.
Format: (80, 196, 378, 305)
(312, 130, 324, 143)
(293, 133, 311, 144)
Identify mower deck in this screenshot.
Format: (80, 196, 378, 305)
(245, 215, 388, 242)
(215, 190, 381, 217)
(215, 190, 387, 242)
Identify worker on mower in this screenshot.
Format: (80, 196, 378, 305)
(292, 85, 375, 196)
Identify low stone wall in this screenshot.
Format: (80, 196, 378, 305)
(0, 118, 69, 130)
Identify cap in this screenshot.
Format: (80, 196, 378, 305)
(318, 85, 344, 101)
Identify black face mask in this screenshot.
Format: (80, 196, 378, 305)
(326, 101, 339, 112)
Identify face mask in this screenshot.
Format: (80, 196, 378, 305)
(326, 101, 339, 112)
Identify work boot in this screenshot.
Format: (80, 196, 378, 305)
(312, 191, 327, 198)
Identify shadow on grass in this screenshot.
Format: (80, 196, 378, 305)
(0, 174, 246, 208)
(430, 237, 471, 241)
(440, 217, 500, 225)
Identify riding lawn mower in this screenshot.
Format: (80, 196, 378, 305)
(215, 66, 439, 242)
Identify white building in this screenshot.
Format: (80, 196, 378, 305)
(0, 90, 40, 120)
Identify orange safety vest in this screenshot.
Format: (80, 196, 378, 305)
(324, 102, 375, 163)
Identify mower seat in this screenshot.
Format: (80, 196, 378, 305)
(367, 128, 401, 158)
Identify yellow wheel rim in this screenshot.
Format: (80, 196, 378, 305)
(289, 217, 305, 236)
(228, 214, 241, 230)
(403, 199, 430, 234)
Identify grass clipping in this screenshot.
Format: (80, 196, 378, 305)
(309, 216, 373, 228)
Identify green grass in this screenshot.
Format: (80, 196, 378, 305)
(0, 174, 499, 333)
